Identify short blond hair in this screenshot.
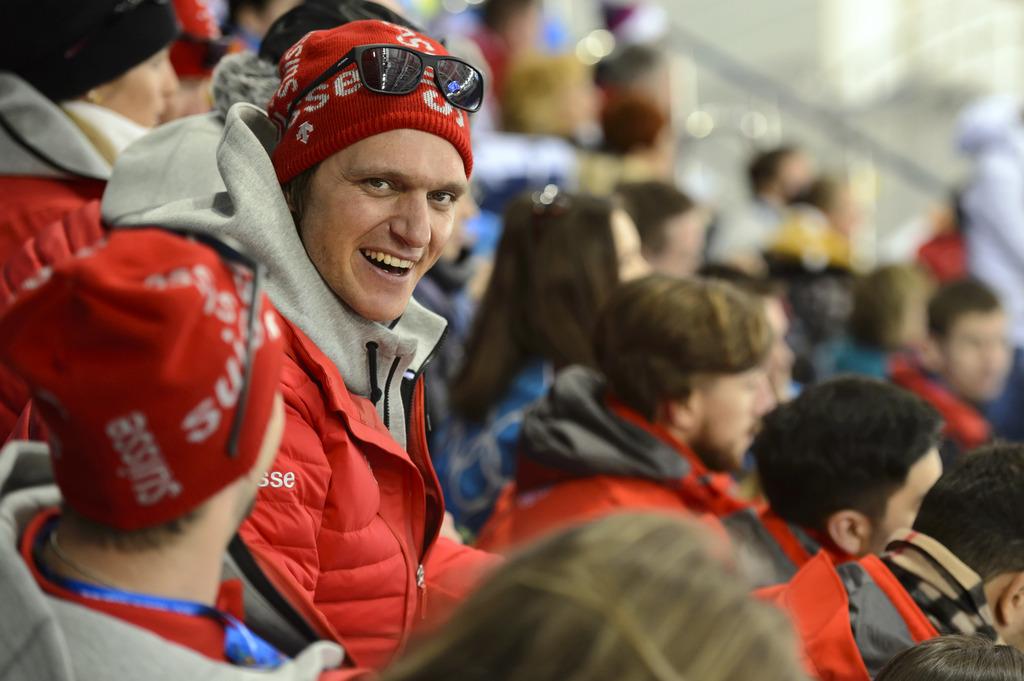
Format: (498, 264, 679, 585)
(384, 513, 804, 681)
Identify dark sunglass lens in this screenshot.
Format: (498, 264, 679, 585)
(360, 47, 423, 93)
(435, 59, 483, 111)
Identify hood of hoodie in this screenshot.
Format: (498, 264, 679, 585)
(101, 103, 446, 447)
(0, 442, 347, 681)
(0, 72, 111, 180)
(518, 366, 689, 489)
(956, 94, 1024, 157)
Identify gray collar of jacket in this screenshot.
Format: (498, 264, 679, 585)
(101, 102, 447, 447)
(0, 72, 111, 180)
(519, 366, 690, 485)
(0, 442, 346, 681)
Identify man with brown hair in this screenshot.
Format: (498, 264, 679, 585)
(477, 275, 773, 552)
(616, 181, 708, 279)
(891, 278, 1012, 461)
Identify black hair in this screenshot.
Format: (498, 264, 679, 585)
(748, 146, 800, 196)
(913, 443, 1024, 580)
(875, 635, 1024, 681)
(615, 181, 694, 258)
(754, 376, 942, 531)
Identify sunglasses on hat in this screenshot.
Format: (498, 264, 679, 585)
(286, 44, 484, 123)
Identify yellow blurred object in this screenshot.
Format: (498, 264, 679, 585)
(768, 206, 853, 271)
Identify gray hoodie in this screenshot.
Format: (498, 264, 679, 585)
(0, 442, 347, 681)
(101, 103, 445, 446)
(517, 366, 689, 490)
(0, 73, 110, 180)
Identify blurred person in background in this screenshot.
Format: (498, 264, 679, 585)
(958, 95, 1024, 442)
(891, 278, 1011, 464)
(728, 377, 943, 588)
(767, 176, 863, 384)
(710, 145, 815, 266)
(874, 635, 1024, 681)
(434, 189, 649, 535)
(384, 513, 806, 681)
(166, 0, 234, 120)
(762, 444, 1024, 681)
(827, 264, 932, 379)
(0, 0, 179, 265)
(500, 53, 600, 147)
(471, 0, 542, 109)
(595, 43, 671, 117)
(580, 93, 674, 195)
(476, 275, 772, 553)
(617, 181, 708, 278)
(0, 0, 180, 438)
(227, 0, 302, 51)
(917, 189, 968, 283)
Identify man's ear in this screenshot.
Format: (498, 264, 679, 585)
(991, 572, 1024, 633)
(825, 510, 875, 558)
(661, 391, 703, 440)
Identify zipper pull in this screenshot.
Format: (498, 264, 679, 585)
(417, 563, 428, 621)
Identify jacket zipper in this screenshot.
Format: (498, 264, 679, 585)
(365, 341, 383, 405)
(381, 356, 400, 430)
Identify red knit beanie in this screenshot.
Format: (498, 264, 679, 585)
(0, 229, 285, 531)
(267, 20, 474, 185)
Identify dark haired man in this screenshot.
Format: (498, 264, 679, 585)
(478, 275, 773, 552)
(762, 444, 1024, 680)
(710, 145, 814, 264)
(891, 278, 1011, 461)
(726, 377, 943, 587)
(616, 181, 708, 278)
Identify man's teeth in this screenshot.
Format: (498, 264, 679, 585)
(363, 250, 413, 269)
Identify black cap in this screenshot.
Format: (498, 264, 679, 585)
(0, 0, 180, 101)
(259, 0, 423, 64)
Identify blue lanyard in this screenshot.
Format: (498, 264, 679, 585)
(34, 519, 285, 669)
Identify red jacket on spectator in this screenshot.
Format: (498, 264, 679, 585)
(241, 318, 496, 668)
(889, 355, 990, 458)
(759, 530, 1000, 681)
(0, 74, 114, 267)
(476, 367, 748, 552)
(0, 201, 107, 437)
(724, 506, 854, 588)
(759, 550, 938, 681)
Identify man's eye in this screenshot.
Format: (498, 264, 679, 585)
(430, 192, 455, 205)
(365, 178, 392, 191)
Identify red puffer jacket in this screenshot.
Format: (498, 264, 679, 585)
(239, 318, 497, 669)
(0, 200, 106, 437)
(0, 176, 105, 266)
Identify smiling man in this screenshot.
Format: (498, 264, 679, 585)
(102, 20, 495, 669)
